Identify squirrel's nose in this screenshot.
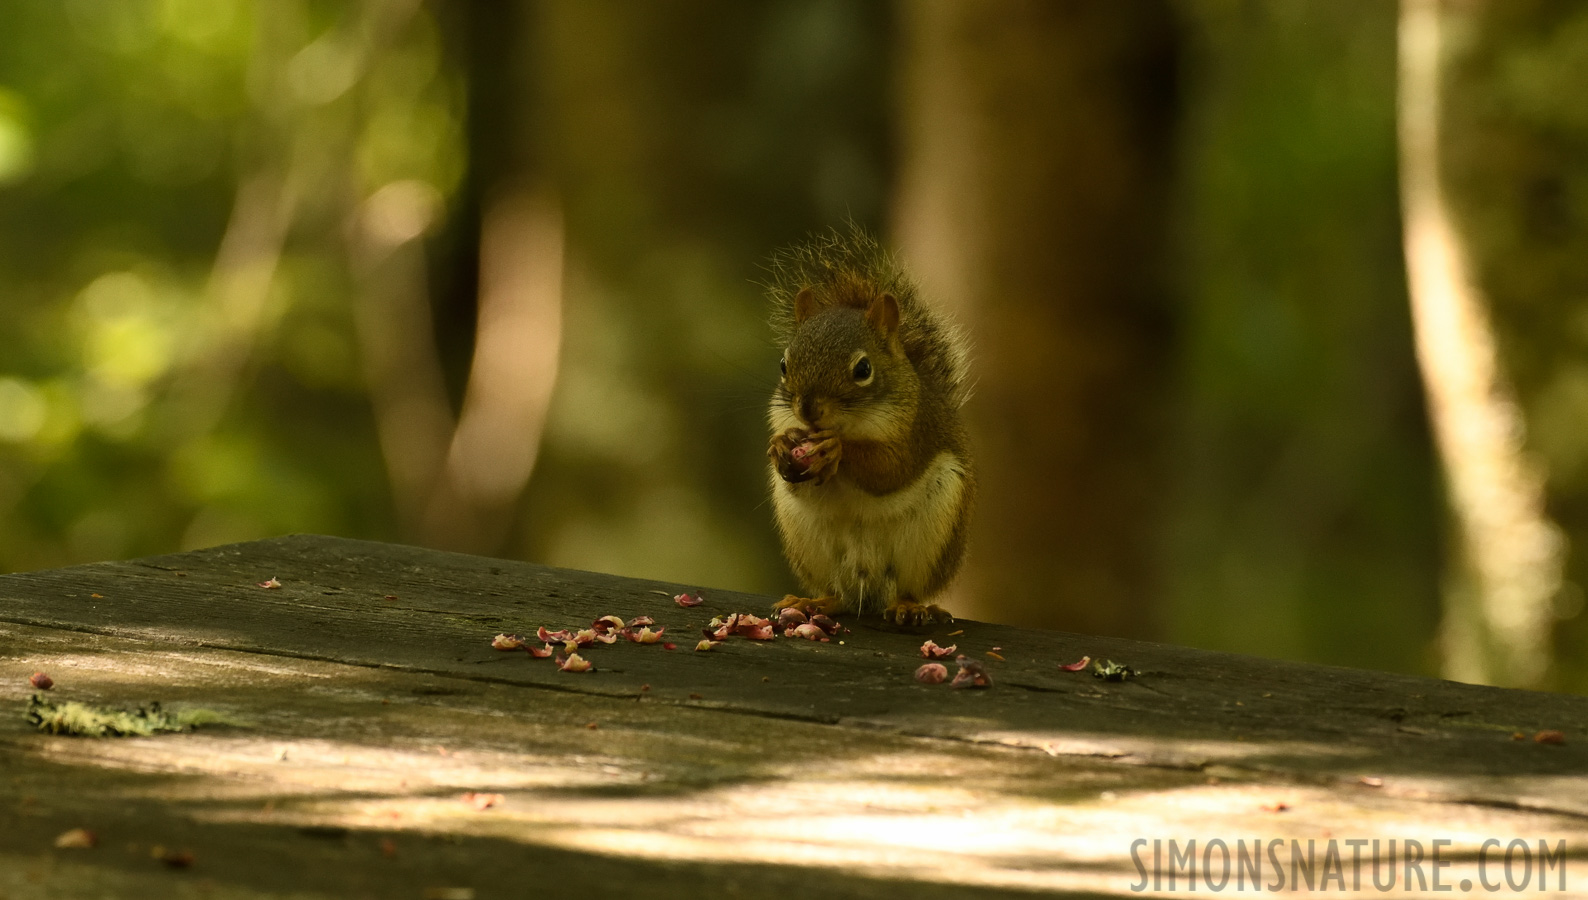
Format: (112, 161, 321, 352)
(798, 396, 823, 427)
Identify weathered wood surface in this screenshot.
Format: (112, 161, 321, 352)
(2, 534, 1586, 898)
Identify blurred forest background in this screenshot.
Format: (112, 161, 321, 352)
(2, 0, 1587, 691)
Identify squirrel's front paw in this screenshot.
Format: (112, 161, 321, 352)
(800, 430, 842, 485)
(882, 598, 953, 627)
(770, 429, 813, 483)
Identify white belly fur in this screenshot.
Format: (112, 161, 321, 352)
(771, 451, 968, 611)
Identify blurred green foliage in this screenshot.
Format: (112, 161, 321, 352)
(0, 0, 461, 567)
(1164, 1, 1442, 674)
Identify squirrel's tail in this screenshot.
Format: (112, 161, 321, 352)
(765, 225, 970, 406)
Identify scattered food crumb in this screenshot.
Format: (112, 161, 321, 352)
(985, 651, 1005, 662)
(1359, 776, 1384, 787)
(461, 792, 503, 810)
(761, 676, 770, 682)
(947, 629, 964, 636)
(919, 640, 956, 660)
(640, 684, 650, 692)
(674, 592, 704, 608)
(1261, 802, 1291, 813)
(688, 693, 703, 700)
(629, 616, 656, 627)
(556, 653, 592, 673)
(537, 626, 574, 644)
(258, 577, 282, 589)
(28, 672, 53, 690)
(384, 595, 398, 601)
(694, 640, 721, 652)
(1535, 730, 1566, 745)
(663, 642, 677, 650)
(1059, 656, 1090, 672)
(915, 663, 948, 684)
(790, 623, 829, 642)
(777, 607, 808, 627)
(91, 593, 103, 599)
(1091, 659, 1136, 682)
(585, 722, 598, 730)
(627, 626, 666, 644)
(491, 634, 525, 651)
(53, 828, 96, 849)
(707, 612, 776, 641)
(808, 614, 841, 635)
(950, 655, 993, 689)
(1512, 732, 1527, 741)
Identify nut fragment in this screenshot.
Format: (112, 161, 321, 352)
(1059, 656, 1091, 672)
(790, 441, 816, 470)
(28, 671, 53, 690)
(950, 655, 992, 689)
(1535, 730, 1567, 745)
(915, 663, 948, 684)
(491, 634, 525, 651)
(674, 593, 704, 608)
(808, 614, 841, 635)
(695, 639, 721, 652)
(789, 623, 829, 642)
(537, 626, 574, 644)
(919, 640, 956, 659)
(556, 653, 592, 673)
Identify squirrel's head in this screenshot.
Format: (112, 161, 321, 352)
(772, 288, 918, 439)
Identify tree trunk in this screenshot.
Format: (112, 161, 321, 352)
(893, 0, 1180, 636)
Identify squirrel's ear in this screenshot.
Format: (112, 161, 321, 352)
(794, 288, 818, 324)
(867, 292, 900, 338)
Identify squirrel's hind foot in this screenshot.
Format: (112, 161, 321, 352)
(773, 594, 846, 616)
(881, 598, 953, 627)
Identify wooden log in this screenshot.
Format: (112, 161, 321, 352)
(2, 535, 1583, 897)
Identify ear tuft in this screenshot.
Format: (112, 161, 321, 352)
(794, 288, 818, 325)
(867, 292, 900, 338)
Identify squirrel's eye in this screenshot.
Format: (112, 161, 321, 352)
(779, 356, 787, 378)
(852, 356, 872, 382)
